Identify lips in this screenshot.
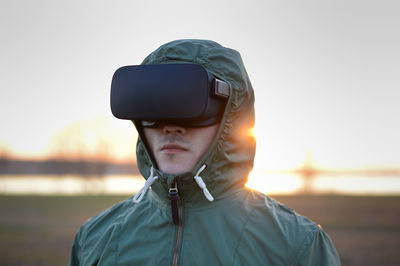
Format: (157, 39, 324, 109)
(160, 143, 188, 152)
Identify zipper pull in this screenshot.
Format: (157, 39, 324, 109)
(168, 179, 180, 225)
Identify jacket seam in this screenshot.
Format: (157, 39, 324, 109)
(80, 224, 89, 263)
(115, 223, 121, 266)
(289, 225, 319, 265)
(230, 206, 254, 266)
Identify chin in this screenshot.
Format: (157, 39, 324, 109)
(161, 167, 187, 175)
(156, 154, 197, 175)
(160, 162, 193, 175)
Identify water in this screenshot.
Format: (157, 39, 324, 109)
(313, 175, 400, 195)
(247, 172, 400, 195)
(1, 174, 400, 195)
(0, 175, 144, 195)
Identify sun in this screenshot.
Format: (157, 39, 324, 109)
(246, 168, 303, 195)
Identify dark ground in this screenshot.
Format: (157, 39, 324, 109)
(0, 195, 399, 266)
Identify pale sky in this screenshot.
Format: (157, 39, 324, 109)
(1, 0, 399, 170)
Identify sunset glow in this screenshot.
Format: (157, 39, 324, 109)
(1, 1, 400, 196)
(2, 115, 400, 195)
(246, 170, 303, 195)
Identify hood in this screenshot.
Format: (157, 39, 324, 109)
(135, 39, 256, 204)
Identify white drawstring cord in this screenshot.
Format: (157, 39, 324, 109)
(133, 165, 213, 203)
(133, 167, 158, 203)
(194, 165, 214, 202)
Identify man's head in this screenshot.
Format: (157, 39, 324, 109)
(110, 60, 230, 174)
(143, 123, 219, 175)
(112, 39, 255, 195)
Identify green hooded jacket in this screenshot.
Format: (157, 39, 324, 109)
(70, 39, 341, 266)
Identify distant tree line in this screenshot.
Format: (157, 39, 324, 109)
(0, 118, 139, 177)
(0, 158, 140, 177)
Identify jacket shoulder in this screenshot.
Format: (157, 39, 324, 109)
(71, 197, 136, 265)
(81, 196, 134, 235)
(246, 190, 318, 232)
(239, 190, 340, 265)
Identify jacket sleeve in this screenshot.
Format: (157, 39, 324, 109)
(296, 227, 341, 266)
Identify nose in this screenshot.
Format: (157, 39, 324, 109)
(162, 124, 186, 135)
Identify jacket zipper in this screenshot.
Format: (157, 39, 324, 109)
(168, 178, 183, 266)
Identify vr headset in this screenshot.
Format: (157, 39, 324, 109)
(110, 63, 230, 127)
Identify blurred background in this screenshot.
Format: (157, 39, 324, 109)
(1, 0, 399, 265)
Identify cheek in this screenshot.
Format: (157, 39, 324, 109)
(143, 129, 158, 152)
(195, 126, 219, 154)
(205, 125, 219, 142)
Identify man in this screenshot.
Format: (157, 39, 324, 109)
(70, 39, 340, 265)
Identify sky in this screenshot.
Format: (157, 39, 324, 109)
(1, 0, 399, 171)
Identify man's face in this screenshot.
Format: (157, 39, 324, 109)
(143, 123, 219, 175)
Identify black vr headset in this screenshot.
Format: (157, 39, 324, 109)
(110, 63, 230, 127)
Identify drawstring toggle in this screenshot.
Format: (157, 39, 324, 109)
(133, 167, 158, 203)
(194, 165, 214, 201)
